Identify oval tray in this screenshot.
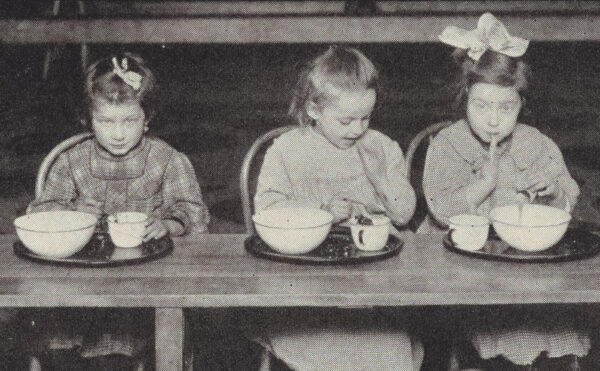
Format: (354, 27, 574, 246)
(14, 233, 173, 268)
(443, 228, 600, 263)
(245, 232, 402, 265)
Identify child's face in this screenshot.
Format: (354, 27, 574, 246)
(91, 99, 148, 157)
(466, 82, 522, 144)
(308, 88, 376, 149)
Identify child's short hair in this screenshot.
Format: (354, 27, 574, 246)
(289, 45, 378, 126)
(453, 49, 530, 111)
(81, 52, 157, 126)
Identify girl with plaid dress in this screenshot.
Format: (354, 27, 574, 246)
(423, 13, 590, 370)
(26, 52, 209, 369)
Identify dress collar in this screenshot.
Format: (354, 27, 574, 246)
(90, 137, 151, 179)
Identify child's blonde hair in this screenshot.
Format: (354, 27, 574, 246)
(289, 45, 378, 126)
(81, 52, 157, 126)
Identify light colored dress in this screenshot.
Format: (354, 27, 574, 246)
(253, 126, 422, 371)
(255, 126, 415, 220)
(422, 120, 590, 365)
(422, 119, 579, 231)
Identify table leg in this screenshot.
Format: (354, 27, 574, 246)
(155, 307, 184, 371)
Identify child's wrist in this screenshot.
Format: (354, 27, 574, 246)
(163, 218, 185, 236)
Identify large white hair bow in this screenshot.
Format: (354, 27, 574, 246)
(112, 57, 143, 91)
(438, 13, 529, 61)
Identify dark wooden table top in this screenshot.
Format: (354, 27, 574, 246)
(2, 232, 600, 307)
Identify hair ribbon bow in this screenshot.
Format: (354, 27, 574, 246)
(112, 57, 143, 91)
(438, 13, 529, 61)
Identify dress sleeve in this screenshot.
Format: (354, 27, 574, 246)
(254, 139, 304, 211)
(382, 139, 416, 225)
(161, 152, 210, 234)
(422, 135, 475, 225)
(532, 136, 580, 211)
(27, 153, 77, 213)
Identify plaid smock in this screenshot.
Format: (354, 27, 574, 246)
(26, 136, 209, 358)
(422, 120, 588, 365)
(29, 136, 209, 233)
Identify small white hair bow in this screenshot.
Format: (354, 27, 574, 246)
(112, 57, 143, 91)
(438, 13, 529, 61)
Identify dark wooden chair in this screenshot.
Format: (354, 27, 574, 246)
(404, 121, 453, 231)
(239, 125, 298, 235)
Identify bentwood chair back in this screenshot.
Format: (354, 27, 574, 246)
(34, 132, 95, 199)
(405, 121, 453, 231)
(240, 125, 297, 234)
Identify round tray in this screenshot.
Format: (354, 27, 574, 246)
(14, 233, 173, 267)
(245, 232, 403, 265)
(443, 228, 600, 263)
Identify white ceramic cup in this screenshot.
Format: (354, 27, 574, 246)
(350, 215, 391, 251)
(448, 214, 490, 251)
(107, 212, 148, 248)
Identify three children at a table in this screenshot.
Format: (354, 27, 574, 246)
(23, 53, 209, 368)
(11, 11, 593, 371)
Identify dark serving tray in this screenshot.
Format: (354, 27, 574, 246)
(245, 231, 403, 265)
(443, 228, 600, 263)
(14, 233, 173, 267)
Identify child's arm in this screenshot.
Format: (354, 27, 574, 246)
(254, 140, 314, 211)
(516, 136, 579, 211)
(423, 135, 497, 225)
(356, 133, 416, 226)
(461, 136, 499, 209)
(159, 152, 210, 235)
(28, 154, 78, 213)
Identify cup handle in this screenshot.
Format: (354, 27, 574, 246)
(448, 228, 456, 245)
(358, 230, 364, 245)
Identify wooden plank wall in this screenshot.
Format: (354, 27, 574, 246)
(1, 1, 600, 43)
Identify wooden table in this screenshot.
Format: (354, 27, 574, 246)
(3, 232, 600, 369)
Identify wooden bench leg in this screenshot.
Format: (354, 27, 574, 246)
(259, 348, 271, 371)
(29, 356, 42, 371)
(155, 308, 184, 371)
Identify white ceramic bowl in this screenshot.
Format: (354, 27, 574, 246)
(108, 212, 148, 248)
(252, 207, 333, 254)
(14, 211, 98, 258)
(490, 204, 571, 252)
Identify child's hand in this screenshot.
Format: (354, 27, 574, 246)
(480, 135, 500, 187)
(321, 198, 352, 224)
(517, 171, 561, 199)
(356, 136, 387, 189)
(144, 216, 168, 242)
(74, 198, 103, 217)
